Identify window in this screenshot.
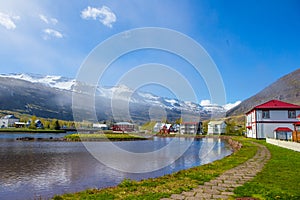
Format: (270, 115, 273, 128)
(288, 110, 296, 118)
(262, 110, 270, 119)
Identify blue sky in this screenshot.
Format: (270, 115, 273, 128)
(0, 0, 299, 105)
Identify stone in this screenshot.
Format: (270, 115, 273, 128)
(170, 194, 185, 200)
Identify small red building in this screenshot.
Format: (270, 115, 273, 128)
(112, 122, 135, 132)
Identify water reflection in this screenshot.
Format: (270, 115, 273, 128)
(0, 135, 232, 200)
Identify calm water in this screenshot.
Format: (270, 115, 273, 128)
(0, 133, 232, 200)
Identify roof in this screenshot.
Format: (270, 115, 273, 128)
(294, 122, 300, 126)
(1, 115, 19, 119)
(15, 122, 25, 125)
(274, 127, 293, 132)
(161, 124, 172, 129)
(246, 100, 300, 114)
(115, 122, 134, 125)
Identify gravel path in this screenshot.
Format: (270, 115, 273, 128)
(161, 142, 271, 200)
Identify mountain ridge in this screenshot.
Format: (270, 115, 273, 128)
(226, 68, 300, 116)
(0, 73, 237, 123)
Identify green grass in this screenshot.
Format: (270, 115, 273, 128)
(65, 133, 149, 141)
(234, 140, 300, 200)
(0, 128, 66, 133)
(140, 121, 156, 131)
(53, 137, 257, 200)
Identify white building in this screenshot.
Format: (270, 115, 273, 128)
(245, 100, 300, 139)
(208, 121, 226, 135)
(92, 123, 108, 130)
(0, 115, 20, 128)
(153, 122, 163, 132)
(180, 122, 202, 134)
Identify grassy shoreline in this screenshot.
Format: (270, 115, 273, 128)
(233, 140, 300, 199)
(53, 137, 256, 200)
(64, 133, 149, 141)
(0, 128, 66, 133)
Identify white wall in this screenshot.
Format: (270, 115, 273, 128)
(266, 138, 300, 152)
(246, 109, 300, 139)
(208, 123, 226, 135)
(258, 123, 295, 139)
(0, 119, 19, 127)
(256, 110, 300, 122)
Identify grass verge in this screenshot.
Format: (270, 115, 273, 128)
(0, 128, 66, 133)
(53, 137, 257, 200)
(233, 140, 300, 200)
(64, 133, 149, 141)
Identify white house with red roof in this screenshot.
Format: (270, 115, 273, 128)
(245, 100, 300, 139)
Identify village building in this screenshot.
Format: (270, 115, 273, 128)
(207, 120, 226, 135)
(153, 122, 163, 133)
(14, 122, 26, 128)
(112, 122, 135, 132)
(0, 115, 20, 128)
(245, 100, 300, 139)
(92, 123, 108, 130)
(159, 124, 172, 134)
(180, 122, 202, 134)
(153, 122, 174, 133)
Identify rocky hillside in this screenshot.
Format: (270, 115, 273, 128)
(227, 68, 300, 116)
(0, 74, 207, 123)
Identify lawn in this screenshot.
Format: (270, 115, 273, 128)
(64, 133, 149, 141)
(233, 140, 300, 200)
(53, 137, 257, 200)
(0, 128, 66, 133)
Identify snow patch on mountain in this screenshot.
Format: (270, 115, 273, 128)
(0, 73, 76, 90)
(0, 73, 241, 113)
(200, 99, 241, 111)
(223, 101, 242, 110)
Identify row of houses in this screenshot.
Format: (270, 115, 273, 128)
(153, 121, 227, 135)
(245, 99, 300, 141)
(92, 122, 135, 132)
(0, 115, 44, 128)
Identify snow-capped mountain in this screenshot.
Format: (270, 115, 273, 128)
(0, 73, 76, 90)
(0, 73, 240, 122)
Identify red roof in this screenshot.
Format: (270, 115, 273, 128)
(274, 127, 293, 132)
(246, 100, 300, 114)
(294, 122, 300, 126)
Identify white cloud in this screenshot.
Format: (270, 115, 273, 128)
(0, 12, 20, 30)
(200, 99, 212, 106)
(39, 14, 48, 23)
(39, 14, 58, 25)
(81, 6, 116, 28)
(43, 28, 63, 40)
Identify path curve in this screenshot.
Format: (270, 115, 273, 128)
(162, 142, 271, 200)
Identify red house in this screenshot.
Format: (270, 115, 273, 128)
(112, 122, 135, 132)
